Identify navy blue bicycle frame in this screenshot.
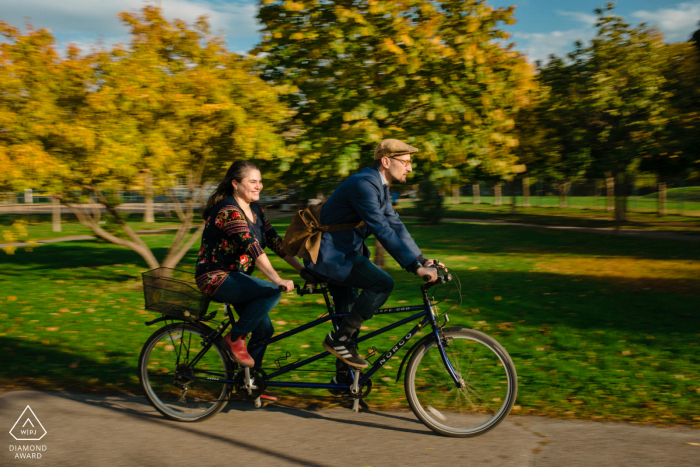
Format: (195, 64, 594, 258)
(182, 281, 462, 391)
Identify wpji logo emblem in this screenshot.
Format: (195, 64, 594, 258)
(9, 406, 47, 441)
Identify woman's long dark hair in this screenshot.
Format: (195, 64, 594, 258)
(202, 161, 260, 219)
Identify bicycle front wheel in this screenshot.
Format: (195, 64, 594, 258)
(138, 322, 233, 422)
(405, 327, 517, 437)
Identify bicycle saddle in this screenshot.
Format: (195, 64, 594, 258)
(299, 267, 329, 285)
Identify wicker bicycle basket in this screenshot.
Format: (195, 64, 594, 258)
(142, 268, 210, 321)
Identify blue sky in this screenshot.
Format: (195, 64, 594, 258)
(2, 0, 699, 63)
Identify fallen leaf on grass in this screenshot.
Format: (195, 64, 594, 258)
(46, 327, 59, 331)
(494, 296, 502, 301)
(7, 296, 17, 301)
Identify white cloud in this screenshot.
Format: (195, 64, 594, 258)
(632, 2, 700, 43)
(556, 10, 597, 27)
(513, 28, 595, 65)
(510, 10, 597, 65)
(0, 0, 260, 53)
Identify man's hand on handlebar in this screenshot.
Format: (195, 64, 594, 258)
(417, 266, 438, 283)
(424, 259, 446, 269)
(275, 279, 295, 293)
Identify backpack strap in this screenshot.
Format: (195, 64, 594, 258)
(283, 201, 365, 263)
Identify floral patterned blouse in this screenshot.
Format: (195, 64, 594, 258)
(195, 197, 285, 294)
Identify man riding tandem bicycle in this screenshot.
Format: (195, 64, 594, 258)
(138, 140, 518, 438)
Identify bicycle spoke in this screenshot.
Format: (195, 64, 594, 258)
(140, 324, 230, 422)
(406, 330, 517, 437)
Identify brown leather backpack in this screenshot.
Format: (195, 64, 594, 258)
(283, 201, 364, 263)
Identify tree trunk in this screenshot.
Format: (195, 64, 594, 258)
(494, 183, 502, 206)
(144, 171, 155, 223)
(52, 195, 61, 232)
(452, 184, 460, 205)
(522, 174, 530, 208)
(472, 184, 481, 205)
(657, 181, 667, 217)
(558, 181, 570, 209)
(374, 241, 386, 270)
(511, 181, 517, 213)
(605, 174, 615, 213)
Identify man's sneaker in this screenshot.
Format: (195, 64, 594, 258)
(323, 332, 368, 368)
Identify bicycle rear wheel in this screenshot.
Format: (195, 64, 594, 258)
(405, 327, 517, 437)
(138, 322, 233, 422)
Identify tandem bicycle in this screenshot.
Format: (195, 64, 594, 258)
(138, 266, 517, 438)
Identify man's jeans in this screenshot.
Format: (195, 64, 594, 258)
(211, 273, 281, 367)
(328, 255, 394, 322)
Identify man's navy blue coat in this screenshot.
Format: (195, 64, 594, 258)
(306, 166, 423, 282)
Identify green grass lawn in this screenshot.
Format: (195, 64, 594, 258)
(399, 199, 700, 235)
(0, 213, 187, 245)
(1, 219, 699, 425)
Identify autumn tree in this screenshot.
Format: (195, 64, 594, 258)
(640, 41, 700, 215)
(534, 44, 593, 209)
(583, 3, 670, 224)
(255, 0, 530, 209)
(0, 7, 289, 268)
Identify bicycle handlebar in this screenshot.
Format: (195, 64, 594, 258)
(422, 262, 452, 286)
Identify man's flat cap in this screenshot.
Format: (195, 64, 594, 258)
(374, 139, 419, 160)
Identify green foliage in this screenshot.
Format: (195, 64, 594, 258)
(0, 7, 291, 268)
(255, 0, 533, 191)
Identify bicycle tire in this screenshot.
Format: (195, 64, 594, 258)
(138, 322, 233, 422)
(404, 327, 517, 437)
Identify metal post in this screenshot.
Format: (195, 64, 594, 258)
(351, 370, 361, 412)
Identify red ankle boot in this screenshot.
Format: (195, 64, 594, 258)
(223, 333, 255, 368)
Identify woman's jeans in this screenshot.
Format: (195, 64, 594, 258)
(211, 273, 281, 367)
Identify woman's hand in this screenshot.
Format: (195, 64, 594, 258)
(275, 278, 295, 293)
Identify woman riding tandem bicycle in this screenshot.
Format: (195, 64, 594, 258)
(195, 161, 302, 401)
(138, 141, 517, 437)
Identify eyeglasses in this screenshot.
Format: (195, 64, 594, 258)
(388, 155, 413, 167)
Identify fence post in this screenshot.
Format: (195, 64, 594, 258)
(144, 171, 155, 223)
(472, 183, 481, 205)
(522, 174, 530, 208)
(606, 174, 615, 212)
(494, 183, 502, 206)
(24, 189, 33, 204)
(52, 195, 61, 232)
(658, 181, 666, 217)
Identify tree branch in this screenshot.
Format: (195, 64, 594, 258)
(161, 223, 205, 269)
(86, 186, 161, 269)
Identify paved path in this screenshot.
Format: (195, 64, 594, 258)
(1, 390, 698, 466)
